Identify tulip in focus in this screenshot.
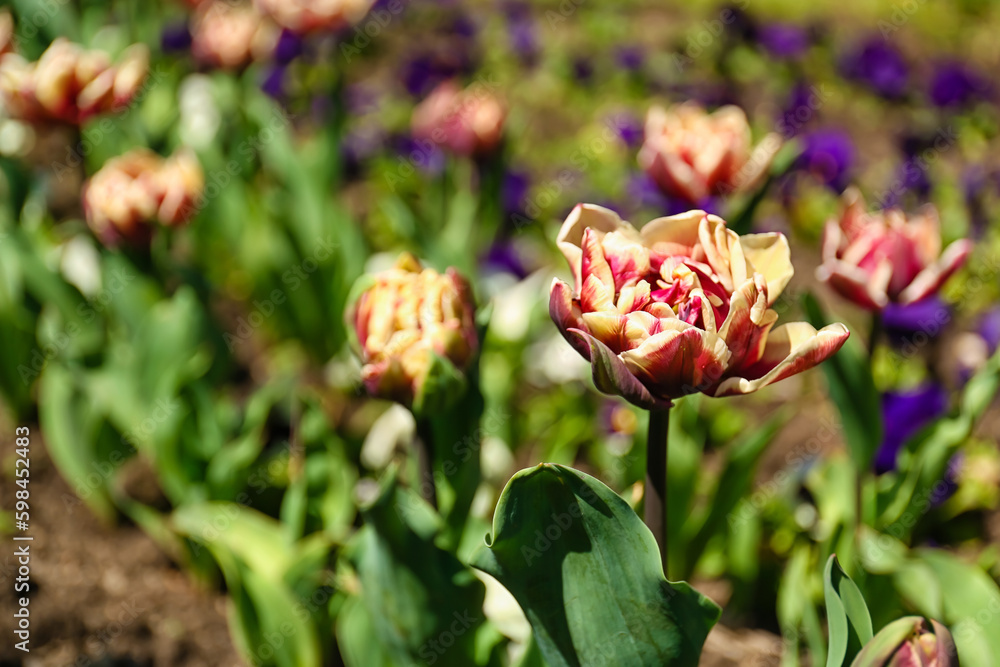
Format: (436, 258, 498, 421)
(348, 254, 478, 412)
(411, 80, 506, 158)
(817, 188, 972, 311)
(254, 0, 375, 34)
(638, 102, 781, 205)
(0, 38, 148, 125)
(852, 617, 957, 667)
(83, 148, 204, 246)
(549, 204, 849, 408)
(191, 1, 278, 69)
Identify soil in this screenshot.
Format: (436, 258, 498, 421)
(0, 432, 241, 667)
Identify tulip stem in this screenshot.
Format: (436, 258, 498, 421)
(868, 312, 883, 363)
(645, 407, 671, 578)
(415, 419, 438, 510)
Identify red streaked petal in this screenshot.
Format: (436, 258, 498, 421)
(713, 322, 850, 396)
(620, 326, 731, 399)
(581, 311, 630, 354)
(569, 328, 672, 410)
(719, 276, 776, 367)
(581, 227, 615, 290)
(898, 239, 972, 305)
(816, 259, 889, 311)
(549, 278, 590, 360)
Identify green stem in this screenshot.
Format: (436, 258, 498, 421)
(868, 312, 883, 364)
(645, 407, 670, 577)
(415, 418, 438, 510)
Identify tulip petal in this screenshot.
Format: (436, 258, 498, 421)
(898, 239, 972, 305)
(930, 619, 959, 665)
(581, 227, 615, 293)
(581, 311, 630, 354)
(839, 187, 872, 243)
(713, 322, 849, 396)
(549, 279, 590, 359)
(719, 276, 777, 367)
(739, 232, 793, 304)
(640, 209, 705, 260)
(817, 259, 890, 311)
(569, 329, 671, 410)
(556, 203, 631, 287)
(620, 325, 730, 399)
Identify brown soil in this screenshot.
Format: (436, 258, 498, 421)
(0, 432, 242, 667)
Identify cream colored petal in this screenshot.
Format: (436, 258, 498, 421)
(816, 257, 891, 311)
(556, 203, 633, 287)
(640, 209, 705, 252)
(739, 232, 793, 304)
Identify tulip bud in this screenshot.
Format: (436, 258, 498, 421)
(550, 204, 849, 408)
(191, 1, 278, 69)
(83, 148, 204, 246)
(851, 617, 958, 667)
(638, 102, 781, 205)
(254, 0, 375, 34)
(817, 188, 972, 311)
(0, 38, 148, 125)
(411, 80, 507, 158)
(348, 254, 478, 413)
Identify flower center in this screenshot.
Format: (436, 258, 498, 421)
(647, 257, 731, 330)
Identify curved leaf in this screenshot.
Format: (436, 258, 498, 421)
(824, 555, 873, 667)
(471, 464, 720, 667)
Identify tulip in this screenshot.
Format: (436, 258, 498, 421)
(411, 80, 506, 158)
(83, 148, 204, 246)
(0, 10, 13, 57)
(0, 39, 147, 125)
(348, 254, 478, 412)
(817, 188, 972, 311)
(191, 1, 278, 69)
(638, 103, 781, 205)
(254, 0, 375, 34)
(852, 617, 958, 667)
(549, 204, 849, 409)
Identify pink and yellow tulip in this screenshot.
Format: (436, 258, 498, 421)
(638, 103, 781, 205)
(817, 188, 972, 311)
(83, 148, 204, 246)
(550, 204, 849, 408)
(0, 38, 147, 125)
(191, 1, 278, 69)
(348, 254, 478, 410)
(411, 80, 506, 158)
(852, 617, 957, 667)
(254, 0, 375, 34)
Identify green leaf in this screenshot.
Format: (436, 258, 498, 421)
(471, 464, 720, 667)
(803, 294, 882, 471)
(824, 555, 873, 667)
(346, 473, 491, 667)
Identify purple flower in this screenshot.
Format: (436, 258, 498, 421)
(626, 173, 672, 213)
(502, 168, 531, 217)
(614, 46, 644, 72)
(261, 65, 286, 99)
(796, 129, 855, 191)
(882, 296, 951, 345)
(841, 38, 909, 99)
(608, 112, 643, 149)
(481, 240, 528, 279)
(390, 133, 445, 176)
(779, 81, 818, 137)
(758, 22, 810, 60)
(273, 29, 305, 65)
(875, 384, 949, 474)
(978, 307, 1000, 355)
(880, 159, 932, 209)
(161, 21, 192, 53)
(928, 61, 990, 109)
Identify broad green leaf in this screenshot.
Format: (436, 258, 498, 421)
(824, 555, 873, 667)
(471, 464, 720, 667)
(803, 294, 882, 471)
